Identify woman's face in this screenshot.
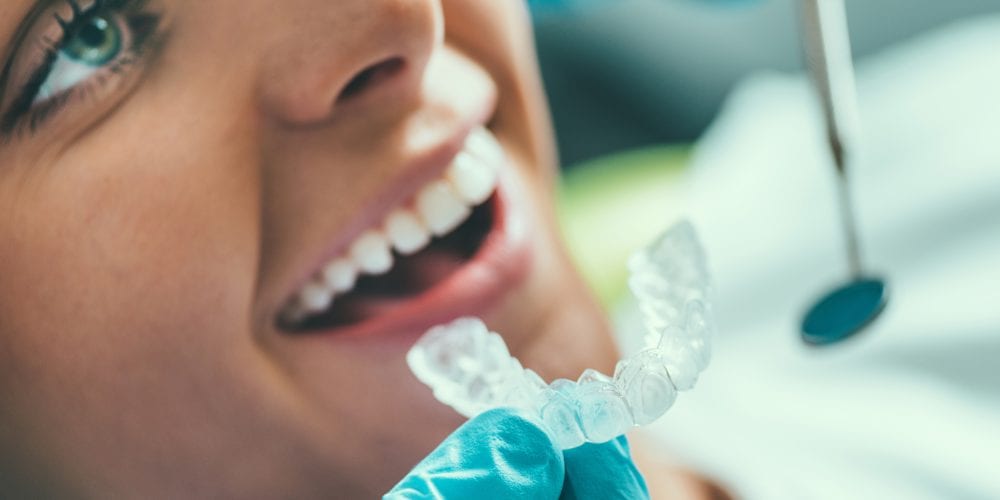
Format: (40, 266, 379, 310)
(0, 0, 617, 497)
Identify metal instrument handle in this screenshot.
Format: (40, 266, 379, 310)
(801, 0, 864, 277)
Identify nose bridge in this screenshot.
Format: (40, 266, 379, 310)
(257, 0, 442, 125)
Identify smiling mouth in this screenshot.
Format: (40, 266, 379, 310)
(279, 127, 505, 334)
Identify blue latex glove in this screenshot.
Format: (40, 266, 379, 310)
(561, 437, 649, 500)
(385, 408, 649, 499)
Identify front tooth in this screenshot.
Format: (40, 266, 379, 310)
(417, 180, 472, 236)
(350, 230, 393, 275)
(322, 258, 358, 293)
(467, 128, 505, 165)
(385, 209, 432, 255)
(447, 151, 497, 205)
(300, 281, 334, 312)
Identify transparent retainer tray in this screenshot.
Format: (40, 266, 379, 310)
(407, 221, 714, 449)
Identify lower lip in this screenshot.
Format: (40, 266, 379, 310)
(301, 167, 533, 343)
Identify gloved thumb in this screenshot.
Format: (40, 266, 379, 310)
(560, 435, 650, 500)
(385, 408, 566, 499)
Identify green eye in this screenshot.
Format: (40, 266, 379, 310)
(63, 16, 122, 67)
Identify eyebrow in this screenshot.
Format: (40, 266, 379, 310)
(0, 0, 59, 108)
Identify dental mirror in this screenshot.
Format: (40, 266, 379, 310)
(799, 0, 888, 346)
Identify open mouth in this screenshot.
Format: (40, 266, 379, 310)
(279, 128, 505, 334)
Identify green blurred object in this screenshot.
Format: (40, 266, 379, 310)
(557, 145, 691, 308)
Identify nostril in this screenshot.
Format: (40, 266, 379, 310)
(338, 57, 405, 103)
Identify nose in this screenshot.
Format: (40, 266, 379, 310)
(258, 0, 442, 126)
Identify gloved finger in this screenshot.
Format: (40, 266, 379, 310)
(560, 435, 650, 500)
(385, 408, 566, 500)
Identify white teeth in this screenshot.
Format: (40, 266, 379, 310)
(283, 127, 505, 325)
(467, 127, 506, 165)
(300, 282, 334, 313)
(448, 151, 498, 205)
(385, 209, 432, 256)
(417, 180, 472, 237)
(322, 258, 358, 293)
(350, 230, 394, 275)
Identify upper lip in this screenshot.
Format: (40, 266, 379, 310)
(276, 100, 498, 325)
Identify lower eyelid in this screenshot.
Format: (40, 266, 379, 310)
(5, 11, 164, 137)
(26, 53, 143, 134)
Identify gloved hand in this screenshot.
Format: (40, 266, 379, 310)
(384, 408, 649, 500)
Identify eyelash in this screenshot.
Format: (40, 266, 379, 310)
(1, 0, 161, 136)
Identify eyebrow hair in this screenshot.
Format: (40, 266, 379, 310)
(0, 0, 61, 109)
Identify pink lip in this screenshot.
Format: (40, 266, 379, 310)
(305, 166, 532, 340)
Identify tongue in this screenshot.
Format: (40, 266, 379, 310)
(322, 247, 468, 325)
(354, 248, 467, 297)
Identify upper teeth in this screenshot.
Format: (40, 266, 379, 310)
(282, 127, 504, 324)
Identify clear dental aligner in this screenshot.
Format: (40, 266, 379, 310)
(407, 221, 713, 449)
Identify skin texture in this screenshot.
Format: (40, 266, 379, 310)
(0, 1, 623, 497)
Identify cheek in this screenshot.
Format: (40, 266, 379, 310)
(0, 100, 262, 396)
(443, 0, 556, 173)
